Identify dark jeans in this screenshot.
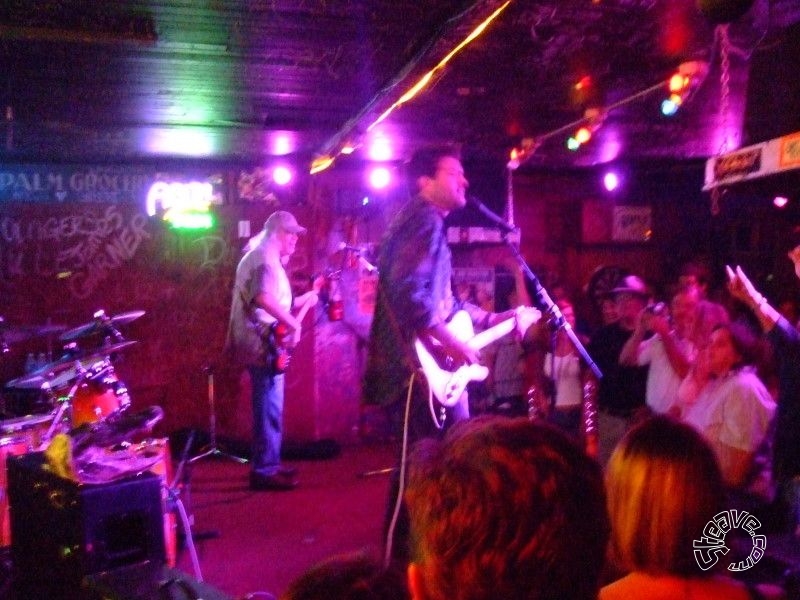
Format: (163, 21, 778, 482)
(248, 365, 284, 477)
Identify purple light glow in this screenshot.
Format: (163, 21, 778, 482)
(603, 171, 620, 192)
(272, 165, 293, 186)
(774, 195, 789, 208)
(367, 137, 393, 161)
(368, 166, 391, 190)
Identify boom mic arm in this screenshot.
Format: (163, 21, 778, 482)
(467, 196, 516, 234)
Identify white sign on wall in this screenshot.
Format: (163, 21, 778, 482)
(612, 206, 652, 242)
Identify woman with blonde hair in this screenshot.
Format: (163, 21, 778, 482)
(601, 416, 784, 600)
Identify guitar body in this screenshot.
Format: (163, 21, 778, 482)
(267, 321, 292, 373)
(263, 274, 324, 373)
(415, 311, 490, 408)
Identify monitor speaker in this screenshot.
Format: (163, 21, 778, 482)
(7, 452, 165, 599)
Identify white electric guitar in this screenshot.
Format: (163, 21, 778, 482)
(415, 307, 540, 408)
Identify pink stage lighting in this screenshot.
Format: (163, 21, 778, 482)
(603, 171, 620, 192)
(272, 165, 293, 186)
(367, 166, 391, 190)
(774, 195, 789, 208)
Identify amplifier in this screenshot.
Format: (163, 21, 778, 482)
(7, 452, 166, 599)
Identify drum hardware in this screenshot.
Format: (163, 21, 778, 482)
(165, 430, 205, 582)
(7, 340, 137, 390)
(71, 405, 164, 455)
(41, 367, 89, 448)
(190, 365, 248, 465)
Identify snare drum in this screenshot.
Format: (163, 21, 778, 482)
(71, 367, 131, 427)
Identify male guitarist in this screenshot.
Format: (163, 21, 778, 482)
(225, 210, 318, 491)
(363, 144, 539, 562)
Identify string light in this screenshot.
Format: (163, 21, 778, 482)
(661, 61, 708, 117)
(510, 60, 709, 169)
(313, 1, 512, 173)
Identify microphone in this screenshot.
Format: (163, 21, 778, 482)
(467, 196, 516, 234)
(337, 242, 377, 273)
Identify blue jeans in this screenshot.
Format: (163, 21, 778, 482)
(248, 365, 284, 477)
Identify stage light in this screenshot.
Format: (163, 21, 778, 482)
(367, 137, 392, 161)
(774, 195, 789, 208)
(367, 166, 391, 190)
(567, 136, 581, 151)
(310, 155, 334, 174)
(603, 171, 620, 192)
(272, 165, 293, 186)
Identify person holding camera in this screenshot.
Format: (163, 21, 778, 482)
(588, 275, 651, 465)
(619, 285, 701, 415)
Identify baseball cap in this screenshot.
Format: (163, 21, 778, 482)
(263, 210, 307, 234)
(608, 275, 650, 297)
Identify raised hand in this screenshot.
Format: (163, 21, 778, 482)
(725, 265, 762, 307)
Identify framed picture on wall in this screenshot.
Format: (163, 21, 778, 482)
(612, 205, 652, 242)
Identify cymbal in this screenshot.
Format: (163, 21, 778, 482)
(60, 310, 145, 341)
(0, 412, 54, 433)
(0, 317, 67, 343)
(6, 340, 138, 389)
(7, 357, 85, 389)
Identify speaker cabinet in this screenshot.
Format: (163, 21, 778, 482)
(7, 452, 165, 599)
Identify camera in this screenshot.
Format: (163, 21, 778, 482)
(645, 302, 667, 316)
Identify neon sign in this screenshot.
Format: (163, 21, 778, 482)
(146, 181, 214, 229)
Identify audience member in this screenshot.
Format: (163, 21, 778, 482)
(619, 285, 699, 415)
(727, 259, 800, 533)
(677, 323, 776, 503)
(601, 416, 784, 600)
(599, 296, 620, 327)
(678, 260, 714, 299)
(542, 298, 589, 439)
(588, 274, 650, 464)
(405, 415, 609, 600)
(281, 552, 408, 600)
(483, 265, 537, 417)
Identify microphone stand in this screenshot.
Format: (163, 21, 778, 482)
(505, 239, 602, 380)
(467, 196, 602, 379)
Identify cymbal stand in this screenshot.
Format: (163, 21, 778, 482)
(40, 364, 88, 447)
(166, 430, 204, 582)
(190, 366, 247, 464)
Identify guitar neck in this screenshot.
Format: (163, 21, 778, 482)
(295, 298, 313, 325)
(467, 318, 515, 351)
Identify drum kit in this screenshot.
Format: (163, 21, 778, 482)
(0, 309, 162, 481)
